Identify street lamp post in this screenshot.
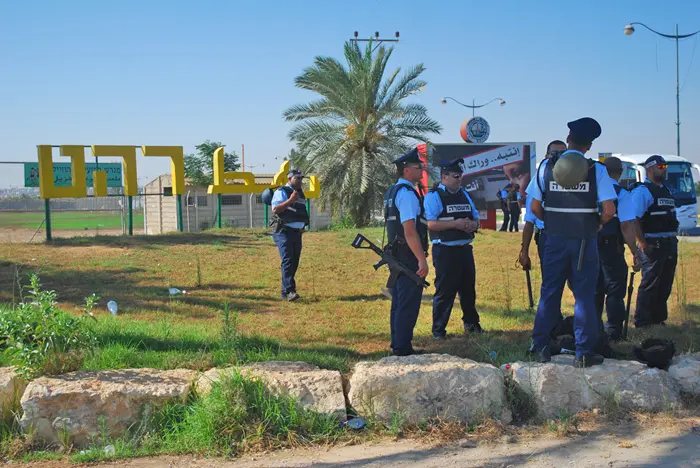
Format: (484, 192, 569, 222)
(624, 22, 700, 156)
(441, 96, 506, 117)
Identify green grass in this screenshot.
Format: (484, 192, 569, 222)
(0, 211, 143, 230)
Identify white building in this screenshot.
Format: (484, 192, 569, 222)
(143, 174, 331, 234)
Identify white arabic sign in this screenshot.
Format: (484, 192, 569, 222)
(461, 145, 524, 176)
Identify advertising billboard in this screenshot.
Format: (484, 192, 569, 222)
(429, 142, 536, 211)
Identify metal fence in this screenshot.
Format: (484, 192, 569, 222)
(0, 195, 146, 243)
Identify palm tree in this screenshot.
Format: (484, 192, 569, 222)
(283, 41, 442, 227)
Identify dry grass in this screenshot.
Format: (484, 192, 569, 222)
(0, 227, 699, 370)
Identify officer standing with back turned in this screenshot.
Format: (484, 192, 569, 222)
(271, 169, 309, 302)
(384, 148, 429, 356)
(424, 158, 482, 340)
(594, 157, 638, 341)
(621, 155, 679, 328)
(527, 118, 617, 368)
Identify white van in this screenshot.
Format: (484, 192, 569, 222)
(605, 154, 699, 232)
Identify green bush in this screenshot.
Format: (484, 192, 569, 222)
(0, 275, 97, 378)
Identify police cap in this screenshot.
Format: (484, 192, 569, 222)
(392, 147, 422, 166)
(644, 155, 666, 169)
(567, 117, 602, 142)
(287, 169, 304, 178)
(439, 157, 465, 174)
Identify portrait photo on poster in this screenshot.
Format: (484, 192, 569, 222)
(428, 143, 536, 211)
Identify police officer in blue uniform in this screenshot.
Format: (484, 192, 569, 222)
(621, 155, 679, 328)
(527, 118, 617, 367)
(384, 148, 430, 356)
(594, 157, 638, 340)
(424, 158, 481, 339)
(271, 169, 309, 302)
(519, 140, 567, 270)
(498, 184, 511, 232)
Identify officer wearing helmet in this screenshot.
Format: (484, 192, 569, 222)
(621, 155, 679, 328)
(424, 157, 481, 340)
(271, 169, 309, 302)
(526, 117, 617, 368)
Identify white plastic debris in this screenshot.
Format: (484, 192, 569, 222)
(107, 300, 118, 315)
(103, 444, 115, 456)
(168, 288, 187, 295)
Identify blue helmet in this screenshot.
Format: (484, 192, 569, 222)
(261, 187, 275, 205)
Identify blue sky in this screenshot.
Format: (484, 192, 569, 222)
(2, 0, 700, 188)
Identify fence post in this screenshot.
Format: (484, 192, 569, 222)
(128, 195, 133, 235)
(217, 194, 222, 229)
(306, 199, 311, 231)
(44, 199, 52, 241)
(176, 195, 183, 232)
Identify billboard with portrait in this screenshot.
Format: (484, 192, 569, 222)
(427, 142, 536, 210)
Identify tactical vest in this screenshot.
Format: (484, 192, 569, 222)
(428, 187, 475, 243)
(272, 186, 309, 231)
(542, 159, 599, 238)
(598, 184, 624, 238)
(384, 183, 429, 252)
(638, 182, 679, 235)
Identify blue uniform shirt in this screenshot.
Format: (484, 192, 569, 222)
(526, 152, 618, 204)
(613, 181, 636, 223)
(630, 179, 676, 238)
(271, 183, 306, 229)
(424, 183, 479, 246)
(524, 195, 545, 230)
(500, 189, 508, 199)
(394, 178, 422, 224)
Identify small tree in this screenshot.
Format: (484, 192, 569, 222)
(184, 140, 240, 186)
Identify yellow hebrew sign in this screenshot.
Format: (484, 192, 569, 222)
(37, 145, 320, 199)
(206, 148, 319, 198)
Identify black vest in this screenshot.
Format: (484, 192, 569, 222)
(543, 158, 599, 238)
(598, 184, 624, 238)
(428, 187, 475, 243)
(384, 182, 429, 252)
(639, 182, 679, 234)
(273, 186, 309, 230)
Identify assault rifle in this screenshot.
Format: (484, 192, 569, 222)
(351, 233, 430, 289)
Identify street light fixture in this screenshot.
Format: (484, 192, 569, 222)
(624, 22, 700, 156)
(441, 96, 506, 117)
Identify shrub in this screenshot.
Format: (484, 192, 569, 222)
(0, 275, 97, 378)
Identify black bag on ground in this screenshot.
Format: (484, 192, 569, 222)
(633, 338, 676, 370)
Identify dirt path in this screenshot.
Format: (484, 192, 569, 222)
(21, 424, 700, 468)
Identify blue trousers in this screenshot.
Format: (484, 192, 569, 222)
(389, 249, 423, 353)
(634, 237, 677, 327)
(431, 243, 479, 337)
(273, 228, 303, 296)
(532, 235, 599, 357)
(595, 237, 628, 335)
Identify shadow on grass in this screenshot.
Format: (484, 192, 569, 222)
(0, 262, 278, 314)
(46, 230, 271, 249)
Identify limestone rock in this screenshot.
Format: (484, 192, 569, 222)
(20, 368, 196, 447)
(0, 367, 28, 417)
(347, 354, 510, 425)
(197, 361, 346, 421)
(668, 353, 700, 396)
(504, 355, 681, 419)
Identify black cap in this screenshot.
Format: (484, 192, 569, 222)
(287, 169, 304, 178)
(392, 147, 421, 166)
(567, 117, 602, 142)
(644, 155, 667, 169)
(439, 157, 465, 174)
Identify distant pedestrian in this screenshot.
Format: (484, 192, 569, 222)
(507, 184, 521, 232)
